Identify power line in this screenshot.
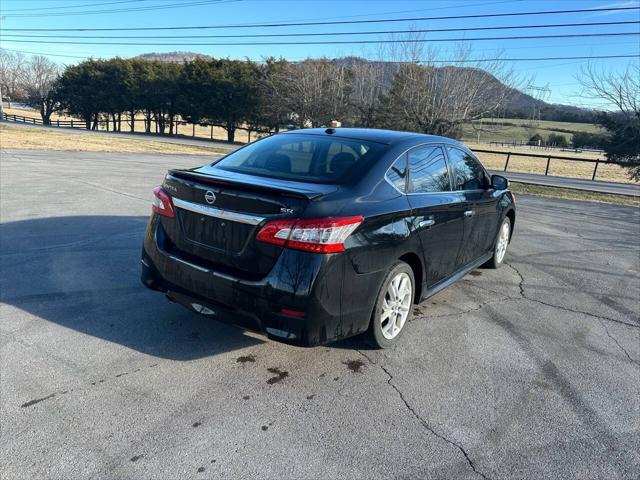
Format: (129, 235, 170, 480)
(2, 20, 636, 40)
(2, 5, 638, 31)
(400, 54, 640, 64)
(7, 40, 638, 63)
(2, 0, 240, 18)
(3, 32, 638, 46)
(3, 47, 637, 64)
(0, 0, 150, 13)
(0, 48, 96, 60)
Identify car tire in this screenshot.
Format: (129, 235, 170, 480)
(368, 261, 415, 348)
(486, 216, 511, 269)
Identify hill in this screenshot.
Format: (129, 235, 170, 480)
(134, 52, 598, 124)
(334, 56, 597, 124)
(135, 51, 214, 62)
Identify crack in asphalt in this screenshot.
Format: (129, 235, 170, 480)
(356, 350, 491, 480)
(413, 299, 500, 320)
(362, 259, 636, 478)
(505, 263, 639, 330)
(506, 263, 638, 364)
(597, 319, 637, 365)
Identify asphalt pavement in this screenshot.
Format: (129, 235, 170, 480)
(5, 120, 639, 197)
(1, 149, 639, 479)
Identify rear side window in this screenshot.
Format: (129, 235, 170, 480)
(386, 155, 408, 192)
(407, 145, 450, 193)
(446, 147, 490, 191)
(215, 134, 385, 183)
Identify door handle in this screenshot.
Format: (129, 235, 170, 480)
(464, 209, 476, 217)
(419, 218, 435, 228)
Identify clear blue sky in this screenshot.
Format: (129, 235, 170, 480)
(1, 0, 638, 106)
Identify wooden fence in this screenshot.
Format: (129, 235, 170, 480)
(3, 112, 634, 182)
(473, 148, 630, 181)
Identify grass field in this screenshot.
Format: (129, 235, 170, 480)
(0, 123, 226, 155)
(465, 143, 633, 184)
(2, 106, 260, 144)
(2, 122, 636, 207)
(460, 118, 604, 144)
(4, 107, 603, 146)
(3, 107, 635, 184)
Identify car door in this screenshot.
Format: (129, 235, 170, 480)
(404, 144, 466, 287)
(445, 146, 501, 268)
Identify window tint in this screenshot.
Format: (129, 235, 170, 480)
(446, 147, 490, 191)
(407, 145, 450, 193)
(215, 134, 384, 183)
(386, 155, 407, 192)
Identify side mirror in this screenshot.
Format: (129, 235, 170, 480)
(491, 174, 509, 190)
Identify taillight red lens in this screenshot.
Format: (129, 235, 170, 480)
(256, 219, 295, 246)
(152, 186, 175, 218)
(256, 216, 363, 253)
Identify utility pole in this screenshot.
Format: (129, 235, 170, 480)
(525, 84, 551, 123)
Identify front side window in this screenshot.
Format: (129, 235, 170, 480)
(407, 145, 450, 193)
(214, 134, 384, 183)
(446, 147, 490, 191)
(386, 155, 408, 192)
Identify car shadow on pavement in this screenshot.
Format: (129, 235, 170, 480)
(0, 215, 264, 360)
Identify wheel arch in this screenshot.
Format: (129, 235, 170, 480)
(505, 208, 516, 241)
(398, 251, 423, 303)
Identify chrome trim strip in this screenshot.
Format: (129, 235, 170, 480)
(172, 198, 265, 225)
(168, 254, 209, 273)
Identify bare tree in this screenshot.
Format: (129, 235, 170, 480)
(382, 43, 521, 138)
(282, 59, 351, 128)
(256, 58, 296, 132)
(348, 60, 387, 127)
(577, 62, 640, 180)
(0, 49, 27, 108)
(23, 55, 61, 124)
(578, 63, 639, 117)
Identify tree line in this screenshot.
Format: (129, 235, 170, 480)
(1, 49, 637, 178)
(0, 50, 519, 142)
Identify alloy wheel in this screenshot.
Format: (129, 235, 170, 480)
(380, 272, 412, 340)
(496, 221, 510, 264)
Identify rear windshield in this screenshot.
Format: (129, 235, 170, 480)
(214, 133, 385, 183)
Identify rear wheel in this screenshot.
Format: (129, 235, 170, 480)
(368, 261, 414, 348)
(486, 216, 511, 269)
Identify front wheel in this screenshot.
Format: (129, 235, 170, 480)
(368, 261, 415, 348)
(486, 216, 511, 269)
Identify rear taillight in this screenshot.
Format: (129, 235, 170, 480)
(256, 216, 363, 253)
(152, 186, 175, 218)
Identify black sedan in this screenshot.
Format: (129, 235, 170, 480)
(141, 128, 515, 348)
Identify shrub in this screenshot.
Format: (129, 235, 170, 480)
(547, 133, 568, 147)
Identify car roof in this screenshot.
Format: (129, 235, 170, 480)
(280, 128, 463, 146)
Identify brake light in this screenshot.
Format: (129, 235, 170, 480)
(257, 216, 363, 253)
(152, 186, 175, 218)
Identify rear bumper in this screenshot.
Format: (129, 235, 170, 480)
(141, 215, 379, 346)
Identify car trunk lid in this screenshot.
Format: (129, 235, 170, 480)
(160, 167, 337, 277)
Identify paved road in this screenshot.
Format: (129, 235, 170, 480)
(6, 120, 639, 197)
(1, 149, 639, 480)
(491, 170, 640, 197)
